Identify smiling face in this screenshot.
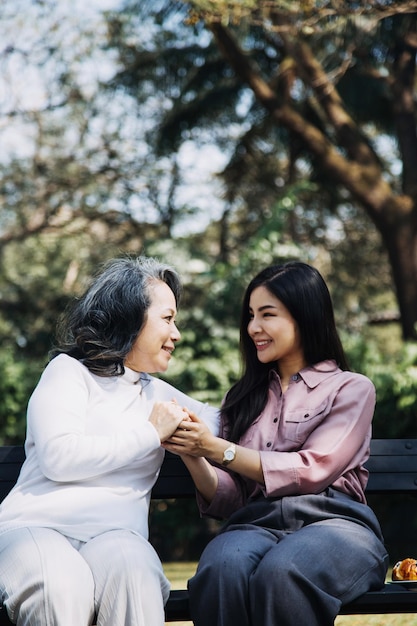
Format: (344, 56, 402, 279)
(124, 280, 180, 373)
(248, 285, 306, 372)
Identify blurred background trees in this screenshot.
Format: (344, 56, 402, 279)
(0, 0, 417, 446)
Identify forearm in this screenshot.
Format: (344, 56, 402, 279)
(166, 429, 265, 486)
(181, 442, 264, 505)
(164, 415, 264, 492)
(181, 456, 218, 503)
(32, 427, 161, 482)
(208, 438, 265, 485)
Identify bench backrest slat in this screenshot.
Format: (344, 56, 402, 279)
(1, 441, 417, 501)
(369, 439, 417, 455)
(366, 473, 417, 492)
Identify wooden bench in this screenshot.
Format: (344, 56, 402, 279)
(0, 439, 417, 623)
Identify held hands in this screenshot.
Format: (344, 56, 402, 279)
(162, 409, 213, 458)
(163, 408, 265, 487)
(148, 400, 191, 443)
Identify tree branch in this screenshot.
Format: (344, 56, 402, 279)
(392, 17, 417, 196)
(280, 36, 381, 168)
(208, 21, 409, 221)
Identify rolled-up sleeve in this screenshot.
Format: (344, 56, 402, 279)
(196, 467, 244, 518)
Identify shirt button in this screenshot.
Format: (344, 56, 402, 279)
(304, 413, 309, 418)
(266, 442, 272, 447)
(273, 418, 278, 423)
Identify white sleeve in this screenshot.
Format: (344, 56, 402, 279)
(26, 357, 161, 482)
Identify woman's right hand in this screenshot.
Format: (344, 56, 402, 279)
(148, 401, 190, 442)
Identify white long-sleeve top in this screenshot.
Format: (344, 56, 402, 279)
(0, 354, 219, 541)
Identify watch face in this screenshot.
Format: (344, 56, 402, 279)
(225, 449, 234, 461)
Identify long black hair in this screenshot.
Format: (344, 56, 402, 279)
(222, 261, 349, 441)
(51, 256, 182, 376)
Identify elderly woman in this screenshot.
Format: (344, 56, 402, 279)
(0, 256, 218, 626)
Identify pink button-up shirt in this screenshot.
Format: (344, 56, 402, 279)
(199, 360, 376, 520)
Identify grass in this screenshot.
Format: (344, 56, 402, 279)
(163, 562, 417, 626)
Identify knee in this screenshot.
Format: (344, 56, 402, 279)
(0, 528, 95, 624)
(251, 549, 295, 594)
(84, 531, 169, 603)
(47, 563, 95, 601)
(107, 536, 161, 582)
(6, 564, 95, 624)
(193, 535, 259, 593)
(200, 534, 250, 575)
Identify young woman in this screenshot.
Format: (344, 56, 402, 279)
(164, 261, 388, 626)
(0, 256, 218, 626)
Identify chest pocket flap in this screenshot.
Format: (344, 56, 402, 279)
(284, 399, 330, 444)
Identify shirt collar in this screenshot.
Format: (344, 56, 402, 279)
(298, 360, 342, 388)
(122, 366, 143, 388)
(270, 359, 342, 389)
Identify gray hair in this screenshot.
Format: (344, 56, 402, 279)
(52, 256, 182, 376)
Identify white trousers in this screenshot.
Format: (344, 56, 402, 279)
(0, 527, 170, 626)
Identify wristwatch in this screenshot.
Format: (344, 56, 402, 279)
(222, 443, 236, 466)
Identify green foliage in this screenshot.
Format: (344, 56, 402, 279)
(161, 319, 240, 404)
(344, 335, 417, 438)
(150, 497, 221, 560)
(0, 350, 42, 444)
(148, 199, 307, 403)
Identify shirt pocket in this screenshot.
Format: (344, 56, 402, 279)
(284, 399, 330, 444)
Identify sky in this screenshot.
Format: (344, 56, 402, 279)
(0, 0, 228, 234)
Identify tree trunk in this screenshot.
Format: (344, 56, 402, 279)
(379, 207, 417, 340)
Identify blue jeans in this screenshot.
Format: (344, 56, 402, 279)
(188, 489, 388, 626)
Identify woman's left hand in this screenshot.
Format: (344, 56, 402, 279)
(162, 410, 214, 457)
